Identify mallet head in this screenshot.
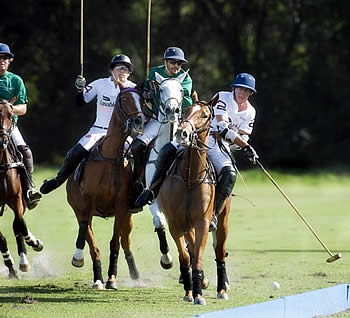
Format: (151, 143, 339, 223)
(326, 253, 342, 263)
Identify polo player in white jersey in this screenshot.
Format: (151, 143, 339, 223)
(40, 54, 136, 194)
(207, 73, 259, 231)
(135, 73, 259, 233)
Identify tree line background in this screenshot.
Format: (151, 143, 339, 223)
(2, 0, 349, 169)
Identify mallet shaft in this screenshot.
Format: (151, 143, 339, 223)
(256, 160, 335, 258)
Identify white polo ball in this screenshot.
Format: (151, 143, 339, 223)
(271, 281, 280, 290)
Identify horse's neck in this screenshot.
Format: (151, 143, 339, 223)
(0, 149, 11, 165)
(181, 134, 209, 182)
(154, 114, 179, 150)
(100, 117, 125, 158)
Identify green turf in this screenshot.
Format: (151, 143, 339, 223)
(0, 166, 349, 318)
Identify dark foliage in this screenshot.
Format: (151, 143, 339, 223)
(1, 0, 349, 167)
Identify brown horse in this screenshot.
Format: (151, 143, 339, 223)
(66, 86, 145, 290)
(158, 101, 231, 304)
(0, 99, 43, 279)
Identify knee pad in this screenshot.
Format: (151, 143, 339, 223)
(17, 145, 34, 173)
(217, 166, 236, 197)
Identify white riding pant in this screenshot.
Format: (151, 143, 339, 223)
(207, 136, 233, 176)
(78, 125, 133, 152)
(137, 119, 161, 145)
(11, 126, 26, 146)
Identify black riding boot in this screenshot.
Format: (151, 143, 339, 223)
(17, 145, 42, 210)
(135, 142, 177, 207)
(209, 166, 236, 232)
(129, 139, 148, 213)
(40, 144, 89, 194)
(131, 139, 147, 192)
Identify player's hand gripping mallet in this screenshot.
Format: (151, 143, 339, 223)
(256, 160, 341, 263)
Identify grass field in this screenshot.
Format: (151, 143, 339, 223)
(0, 166, 349, 318)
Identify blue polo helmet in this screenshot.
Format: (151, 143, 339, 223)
(232, 73, 257, 93)
(0, 43, 14, 58)
(163, 47, 188, 64)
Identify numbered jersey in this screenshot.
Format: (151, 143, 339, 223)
(82, 77, 136, 128)
(211, 91, 256, 135)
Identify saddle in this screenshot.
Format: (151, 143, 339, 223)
(166, 149, 217, 186)
(73, 137, 119, 184)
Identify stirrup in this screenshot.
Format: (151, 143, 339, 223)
(25, 189, 42, 210)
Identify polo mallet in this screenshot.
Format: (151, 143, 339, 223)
(146, 0, 152, 78)
(80, 0, 84, 77)
(256, 160, 341, 263)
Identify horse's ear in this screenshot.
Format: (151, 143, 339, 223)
(154, 72, 166, 84)
(191, 90, 199, 103)
(208, 93, 219, 107)
(176, 69, 189, 84)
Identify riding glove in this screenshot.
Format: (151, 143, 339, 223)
(240, 145, 259, 164)
(75, 75, 86, 92)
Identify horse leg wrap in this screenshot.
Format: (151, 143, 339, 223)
(15, 234, 27, 256)
(13, 218, 28, 237)
(180, 266, 192, 292)
(24, 230, 38, 248)
(192, 269, 204, 297)
(216, 260, 229, 292)
(155, 228, 169, 254)
(93, 260, 103, 283)
(125, 252, 140, 280)
(2, 249, 14, 266)
(76, 221, 88, 249)
(108, 250, 119, 277)
(0, 233, 9, 253)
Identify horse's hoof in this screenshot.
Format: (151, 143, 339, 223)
(194, 296, 207, 305)
(19, 263, 31, 272)
(93, 280, 104, 290)
(32, 239, 44, 252)
(8, 270, 20, 279)
(202, 276, 209, 289)
(160, 253, 173, 270)
(105, 280, 118, 290)
(72, 257, 84, 268)
(105, 276, 118, 290)
(183, 293, 193, 302)
(217, 290, 229, 300)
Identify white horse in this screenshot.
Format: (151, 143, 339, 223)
(146, 71, 187, 269)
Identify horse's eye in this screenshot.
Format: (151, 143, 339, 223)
(202, 114, 209, 119)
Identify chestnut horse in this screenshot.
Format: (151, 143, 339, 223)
(66, 87, 145, 289)
(0, 100, 43, 278)
(158, 101, 230, 304)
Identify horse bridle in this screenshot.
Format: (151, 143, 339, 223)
(158, 78, 182, 121)
(116, 88, 143, 134)
(182, 102, 213, 151)
(0, 103, 15, 151)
